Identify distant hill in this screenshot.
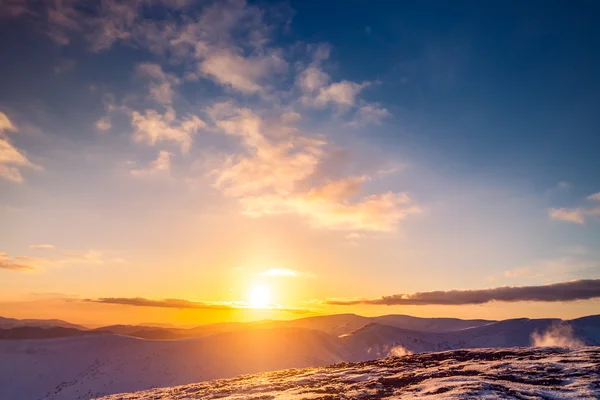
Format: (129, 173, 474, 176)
(0, 316, 87, 330)
(0, 327, 101, 340)
(371, 314, 494, 332)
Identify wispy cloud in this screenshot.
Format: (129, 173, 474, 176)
(208, 106, 420, 232)
(29, 244, 55, 250)
(548, 192, 600, 224)
(0, 112, 41, 183)
(85, 297, 312, 314)
(548, 208, 585, 224)
(4, 0, 415, 234)
(135, 63, 181, 105)
(0, 252, 46, 271)
(324, 279, 600, 306)
(198, 49, 287, 94)
(588, 192, 600, 201)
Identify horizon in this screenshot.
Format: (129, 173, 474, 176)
(2, 0, 600, 327)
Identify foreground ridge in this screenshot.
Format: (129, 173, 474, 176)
(100, 347, 600, 399)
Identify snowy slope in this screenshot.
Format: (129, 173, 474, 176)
(0, 328, 350, 400)
(341, 317, 600, 360)
(99, 347, 600, 399)
(1, 314, 599, 399)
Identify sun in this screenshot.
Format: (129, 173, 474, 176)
(249, 285, 271, 308)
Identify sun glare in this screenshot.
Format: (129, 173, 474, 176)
(249, 285, 271, 308)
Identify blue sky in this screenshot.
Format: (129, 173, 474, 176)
(0, 0, 599, 324)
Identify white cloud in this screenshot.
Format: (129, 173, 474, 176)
(588, 192, 600, 201)
(130, 108, 205, 152)
(314, 80, 370, 107)
(296, 66, 330, 93)
(0, 112, 41, 183)
(348, 104, 391, 126)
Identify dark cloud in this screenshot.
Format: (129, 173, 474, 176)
(325, 279, 600, 306)
(85, 297, 312, 314)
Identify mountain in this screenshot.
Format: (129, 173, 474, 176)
(0, 327, 101, 340)
(1, 313, 599, 398)
(0, 316, 86, 330)
(260, 313, 373, 336)
(0, 327, 351, 400)
(371, 314, 494, 332)
(340, 316, 600, 360)
(98, 347, 600, 400)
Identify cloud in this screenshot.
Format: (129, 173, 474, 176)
(5, 1, 413, 232)
(280, 111, 301, 124)
(130, 108, 205, 152)
(324, 279, 600, 306)
(85, 297, 312, 314)
(296, 66, 330, 93)
(0, 252, 44, 271)
(198, 49, 287, 94)
(348, 104, 391, 127)
(95, 116, 112, 131)
(29, 244, 55, 250)
(548, 192, 600, 224)
(0, 112, 41, 183)
(208, 106, 420, 232)
(130, 150, 172, 177)
(315, 80, 370, 107)
(588, 192, 600, 201)
(136, 63, 181, 104)
(260, 268, 314, 278)
(548, 208, 584, 224)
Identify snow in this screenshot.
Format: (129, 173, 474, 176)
(98, 347, 600, 399)
(0, 328, 350, 400)
(1, 314, 599, 399)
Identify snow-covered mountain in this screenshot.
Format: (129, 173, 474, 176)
(341, 316, 600, 360)
(98, 347, 600, 399)
(0, 313, 599, 399)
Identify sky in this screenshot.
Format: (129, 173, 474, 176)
(1, 0, 600, 326)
